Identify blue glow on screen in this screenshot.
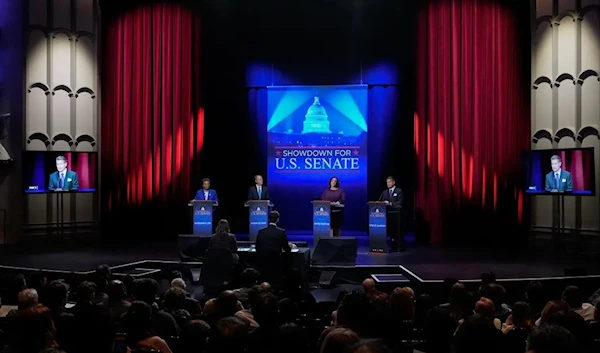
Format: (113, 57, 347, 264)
(267, 85, 368, 231)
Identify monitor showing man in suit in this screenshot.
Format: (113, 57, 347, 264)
(48, 156, 79, 191)
(248, 174, 270, 201)
(194, 178, 218, 203)
(545, 155, 573, 192)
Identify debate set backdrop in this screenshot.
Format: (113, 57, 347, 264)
(267, 85, 368, 231)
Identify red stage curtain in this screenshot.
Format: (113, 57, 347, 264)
(101, 3, 203, 232)
(414, 0, 530, 245)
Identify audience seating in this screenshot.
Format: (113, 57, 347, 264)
(1, 265, 600, 353)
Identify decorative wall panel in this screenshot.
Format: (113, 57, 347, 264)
(24, 0, 99, 231)
(557, 16, 577, 75)
(532, 0, 600, 236)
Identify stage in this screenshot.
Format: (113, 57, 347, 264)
(1, 233, 600, 282)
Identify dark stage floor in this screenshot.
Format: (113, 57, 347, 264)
(1, 234, 600, 282)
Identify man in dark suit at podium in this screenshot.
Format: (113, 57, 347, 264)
(247, 175, 270, 201)
(379, 176, 404, 252)
(256, 211, 292, 289)
(379, 176, 403, 206)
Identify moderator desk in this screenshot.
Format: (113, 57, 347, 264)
(238, 246, 310, 280)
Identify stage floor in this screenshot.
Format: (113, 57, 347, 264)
(1, 234, 600, 282)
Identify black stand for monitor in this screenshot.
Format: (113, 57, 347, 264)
(55, 191, 66, 238)
(0, 209, 6, 244)
(551, 193, 566, 250)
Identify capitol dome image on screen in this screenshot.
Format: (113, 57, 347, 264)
(268, 91, 366, 147)
(302, 96, 331, 134)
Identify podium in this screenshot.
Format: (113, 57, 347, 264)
(312, 200, 331, 246)
(246, 200, 270, 241)
(368, 201, 389, 253)
(190, 200, 217, 236)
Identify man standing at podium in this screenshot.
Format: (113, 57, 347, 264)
(379, 176, 403, 206)
(194, 178, 218, 202)
(248, 174, 270, 201)
(379, 176, 404, 251)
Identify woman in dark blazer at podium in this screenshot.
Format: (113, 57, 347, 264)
(321, 176, 346, 237)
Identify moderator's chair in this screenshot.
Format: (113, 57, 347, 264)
(504, 327, 532, 353)
(0, 316, 10, 350)
(200, 248, 235, 298)
(587, 321, 600, 351)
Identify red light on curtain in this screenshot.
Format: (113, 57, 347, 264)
(414, 113, 420, 155)
(426, 122, 431, 168)
(164, 136, 173, 200)
(450, 142, 455, 187)
(467, 155, 474, 199)
(145, 156, 153, 199)
(196, 107, 205, 154)
(482, 166, 487, 206)
(460, 149, 468, 197)
(437, 131, 445, 178)
(175, 126, 183, 176)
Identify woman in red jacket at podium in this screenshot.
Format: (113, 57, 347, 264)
(321, 176, 346, 237)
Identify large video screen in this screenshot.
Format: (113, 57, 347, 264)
(523, 147, 595, 196)
(267, 85, 368, 231)
(23, 151, 98, 193)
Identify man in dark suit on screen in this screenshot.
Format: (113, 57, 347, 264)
(247, 174, 270, 201)
(545, 155, 573, 192)
(48, 155, 79, 191)
(379, 176, 404, 251)
(256, 211, 294, 289)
